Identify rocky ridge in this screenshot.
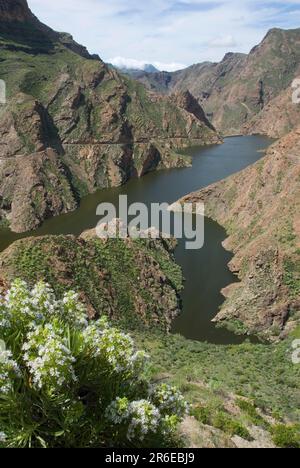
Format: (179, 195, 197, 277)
(0, 0, 220, 233)
(131, 28, 300, 137)
(0, 231, 183, 330)
(175, 128, 300, 340)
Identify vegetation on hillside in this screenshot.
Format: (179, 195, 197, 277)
(0, 235, 183, 331)
(132, 330, 300, 448)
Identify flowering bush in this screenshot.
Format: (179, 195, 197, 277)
(0, 280, 187, 448)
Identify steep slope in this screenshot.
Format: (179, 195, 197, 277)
(0, 0, 219, 233)
(243, 84, 300, 138)
(133, 28, 300, 136)
(176, 129, 300, 340)
(0, 232, 183, 330)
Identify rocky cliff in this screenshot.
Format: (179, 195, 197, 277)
(176, 129, 300, 340)
(0, 0, 220, 233)
(132, 28, 300, 137)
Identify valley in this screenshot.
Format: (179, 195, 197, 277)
(0, 0, 299, 450)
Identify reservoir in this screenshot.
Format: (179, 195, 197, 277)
(0, 136, 273, 343)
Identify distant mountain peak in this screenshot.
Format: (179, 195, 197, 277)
(143, 64, 160, 73)
(0, 0, 94, 59)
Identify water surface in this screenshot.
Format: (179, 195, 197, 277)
(0, 136, 273, 343)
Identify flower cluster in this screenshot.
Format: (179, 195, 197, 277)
(105, 386, 189, 442)
(0, 280, 188, 448)
(30, 282, 58, 321)
(0, 295, 11, 331)
(127, 400, 160, 441)
(0, 349, 21, 394)
(0, 280, 89, 337)
(105, 397, 130, 424)
(150, 384, 189, 418)
(82, 322, 148, 376)
(106, 398, 161, 441)
(22, 324, 76, 391)
(4, 279, 35, 332)
(60, 291, 88, 329)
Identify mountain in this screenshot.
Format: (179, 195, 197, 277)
(143, 64, 160, 73)
(111, 64, 161, 81)
(0, 0, 219, 233)
(169, 27, 300, 340)
(112, 63, 160, 77)
(175, 127, 300, 340)
(133, 28, 300, 136)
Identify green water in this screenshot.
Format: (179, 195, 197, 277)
(0, 136, 273, 343)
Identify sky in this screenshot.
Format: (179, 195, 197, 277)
(28, 0, 300, 71)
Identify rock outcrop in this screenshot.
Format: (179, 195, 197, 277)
(176, 129, 300, 340)
(0, 0, 220, 233)
(0, 0, 33, 22)
(0, 233, 183, 330)
(131, 28, 300, 137)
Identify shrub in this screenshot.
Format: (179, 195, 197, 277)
(271, 424, 300, 449)
(0, 280, 188, 448)
(236, 399, 269, 428)
(213, 412, 252, 441)
(191, 405, 211, 425)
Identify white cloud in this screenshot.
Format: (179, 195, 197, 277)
(27, 0, 300, 67)
(208, 34, 237, 48)
(109, 57, 186, 72)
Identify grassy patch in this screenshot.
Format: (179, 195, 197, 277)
(132, 331, 300, 422)
(271, 424, 300, 448)
(283, 258, 300, 297)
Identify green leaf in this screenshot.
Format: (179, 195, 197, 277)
(36, 436, 48, 449)
(0, 339, 6, 352)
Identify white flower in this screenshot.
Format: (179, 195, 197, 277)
(149, 384, 188, 418)
(127, 400, 160, 441)
(59, 291, 88, 329)
(82, 323, 146, 376)
(0, 349, 21, 394)
(106, 398, 161, 442)
(23, 325, 76, 391)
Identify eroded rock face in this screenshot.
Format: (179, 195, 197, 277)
(0, 148, 77, 233)
(132, 28, 300, 137)
(243, 85, 300, 138)
(0, 1, 220, 233)
(177, 128, 300, 339)
(0, 0, 33, 22)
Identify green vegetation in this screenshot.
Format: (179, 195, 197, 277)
(236, 399, 269, 428)
(284, 258, 300, 297)
(0, 281, 188, 448)
(212, 412, 251, 440)
(191, 405, 251, 440)
(133, 331, 300, 423)
(216, 319, 249, 336)
(3, 236, 183, 331)
(271, 424, 300, 448)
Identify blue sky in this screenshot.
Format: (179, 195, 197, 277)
(28, 0, 300, 71)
